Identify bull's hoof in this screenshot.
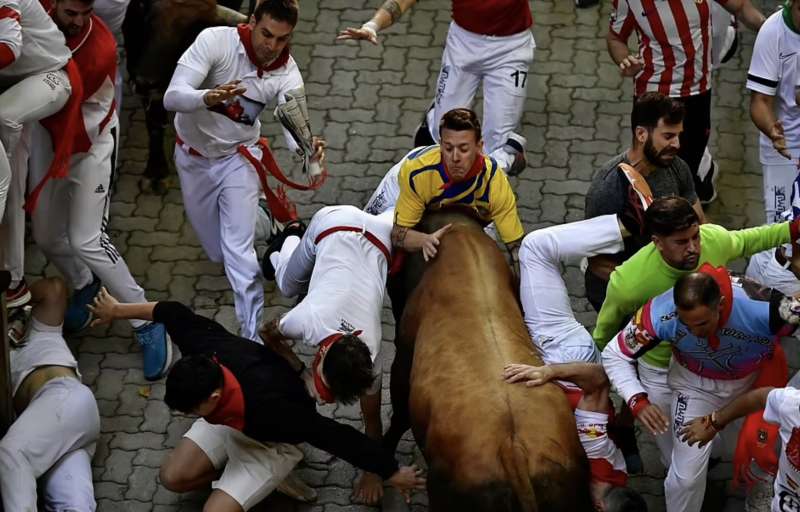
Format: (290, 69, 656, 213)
(138, 176, 170, 195)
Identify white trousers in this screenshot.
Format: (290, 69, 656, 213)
(185, 419, 303, 511)
(0, 69, 71, 224)
(426, 22, 535, 159)
(762, 162, 797, 224)
(29, 117, 148, 327)
(519, 215, 623, 365)
(0, 377, 100, 512)
(639, 360, 674, 467)
(175, 144, 263, 341)
(665, 363, 755, 512)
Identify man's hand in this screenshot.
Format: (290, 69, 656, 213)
(637, 403, 670, 436)
(353, 472, 383, 505)
(503, 364, 555, 387)
(310, 136, 326, 164)
(619, 55, 643, 77)
(420, 224, 452, 261)
(679, 415, 718, 447)
(88, 287, 119, 327)
(769, 120, 792, 160)
(337, 25, 379, 44)
(386, 465, 426, 503)
(203, 80, 247, 107)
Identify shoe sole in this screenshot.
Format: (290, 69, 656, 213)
(7, 290, 32, 309)
(145, 336, 173, 381)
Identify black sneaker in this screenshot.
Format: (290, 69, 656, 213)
(413, 104, 436, 148)
(696, 160, 719, 205)
(575, 0, 599, 7)
(261, 220, 307, 281)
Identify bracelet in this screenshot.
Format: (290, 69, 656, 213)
(362, 21, 379, 37)
(709, 411, 723, 432)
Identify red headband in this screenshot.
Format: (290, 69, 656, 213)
(312, 330, 362, 403)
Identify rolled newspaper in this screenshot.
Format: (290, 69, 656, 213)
(274, 87, 323, 180)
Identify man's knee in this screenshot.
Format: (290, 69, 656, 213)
(520, 229, 553, 264)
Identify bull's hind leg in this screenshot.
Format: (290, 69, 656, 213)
(142, 101, 170, 195)
(383, 338, 414, 455)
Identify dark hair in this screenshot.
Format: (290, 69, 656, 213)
(603, 486, 648, 512)
(253, 0, 299, 26)
(322, 334, 375, 404)
(164, 355, 223, 413)
(644, 196, 699, 237)
(630, 92, 685, 137)
(439, 108, 482, 142)
(674, 272, 721, 310)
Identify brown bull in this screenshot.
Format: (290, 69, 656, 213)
(384, 209, 593, 511)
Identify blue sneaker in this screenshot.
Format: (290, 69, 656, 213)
(134, 322, 172, 381)
(64, 276, 101, 334)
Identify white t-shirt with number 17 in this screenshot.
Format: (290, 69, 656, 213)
(764, 387, 800, 511)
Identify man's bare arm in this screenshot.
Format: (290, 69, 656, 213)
(337, 0, 417, 43)
(259, 318, 305, 373)
(722, 0, 765, 31)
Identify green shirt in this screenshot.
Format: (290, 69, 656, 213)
(592, 222, 791, 368)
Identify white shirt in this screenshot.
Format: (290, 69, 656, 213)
(747, 10, 800, 165)
(10, 319, 79, 395)
(279, 206, 393, 360)
(0, 0, 70, 87)
(763, 387, 800, 512)
(92, 0, 129, 36)
(164, 26, 304, 158)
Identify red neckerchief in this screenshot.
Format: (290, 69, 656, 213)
(204, 362, 246, 431)
(440, 152, 485, 191)
(697, 263, 733, 350)
(237, 23, 290, 77)
(312, 330, 362, 403)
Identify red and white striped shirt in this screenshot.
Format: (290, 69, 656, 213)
(609, 0, 728, 98)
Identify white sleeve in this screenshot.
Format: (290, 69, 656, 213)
(163, 64, 210, 113)
(276, 62, 306, 154)
(601, 329, 647, 404)
(763, 388, 787, 424)
(278, 307, 307, 343)
(164, 29, 224, 112)
(0, 0, 23, 67)
(747, 21, 779, 96)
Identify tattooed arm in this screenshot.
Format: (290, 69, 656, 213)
(337, 0, 418, 44)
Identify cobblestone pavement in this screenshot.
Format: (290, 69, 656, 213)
(21, 0, 785, 510)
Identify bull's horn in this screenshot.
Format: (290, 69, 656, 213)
(215, 5, 247, 26)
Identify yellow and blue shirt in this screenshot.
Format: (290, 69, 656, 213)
(394, 145, 524, 244)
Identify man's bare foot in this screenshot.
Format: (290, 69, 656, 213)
(352, 471, 384, 504)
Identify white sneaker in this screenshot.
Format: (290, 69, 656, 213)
(277, 473, 317, 502)
(496, 133, 527, 176)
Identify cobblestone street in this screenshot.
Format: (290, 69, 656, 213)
(25, 0, 784, 510)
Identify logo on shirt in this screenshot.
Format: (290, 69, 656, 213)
(778, 481, 800, 511)
(338, 318, 356, 334)
(787, 428, 800, 473)
(780, 52, 798, 61)
(207, 94, 265, 126)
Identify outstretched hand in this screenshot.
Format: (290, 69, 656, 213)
(503, 363, 554, 387)
(87, 287, 119, 327)
(337, 26, 379, 45)
(678, 415, 718, 447)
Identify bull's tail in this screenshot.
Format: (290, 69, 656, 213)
(498, 437, 538, 512)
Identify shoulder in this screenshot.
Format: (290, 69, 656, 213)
(399, 146, 441, 179)
(700, 223, 728, 238)
(765, 387, 800, 424)
(587, 155, 626, 196)
(195, 26, 237, 48)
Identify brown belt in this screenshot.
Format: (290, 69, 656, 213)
(14, 365, 78, 412)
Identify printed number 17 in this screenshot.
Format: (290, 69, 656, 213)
(511, 70, 528, 88)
